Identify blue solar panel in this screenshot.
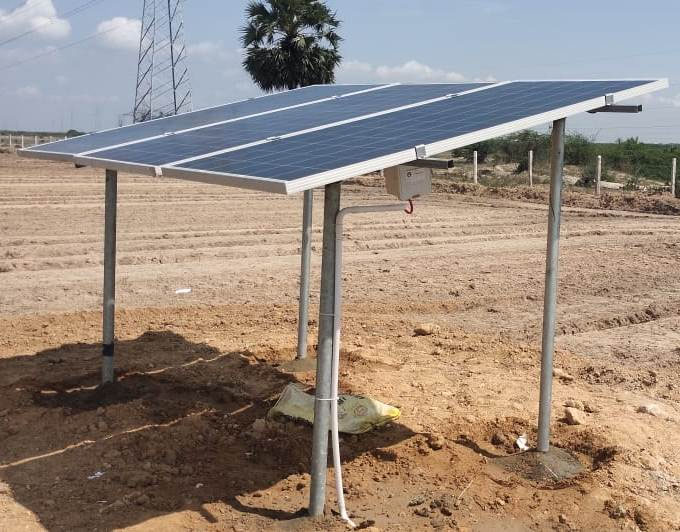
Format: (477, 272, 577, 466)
(27, 84, 379, 156)
(85, 83, 489, 166)
(171, 80, 657, 185)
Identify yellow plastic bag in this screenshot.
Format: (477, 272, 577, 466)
(268, 383, 401, 434)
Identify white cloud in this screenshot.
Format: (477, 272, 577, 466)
(188, 41, 241, 62)
(339, 59, 468, 83)
(10, 85, 41, 98)
(0, 0, 71, 41)
(97, 17, 141, 51)
(657, 93, 680, 108)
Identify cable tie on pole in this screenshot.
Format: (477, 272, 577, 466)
(315, 397, 339, 402)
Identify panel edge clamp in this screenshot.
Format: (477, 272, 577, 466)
(414, 144, 428, 159)
(154, 166, 162, 177)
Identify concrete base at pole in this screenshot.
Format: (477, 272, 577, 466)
(102, 169, 118, 384)
(308, 182, 341, 517)
(537, 118, 566, 453)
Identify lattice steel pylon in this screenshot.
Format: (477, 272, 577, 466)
(133, 0, 192, 123)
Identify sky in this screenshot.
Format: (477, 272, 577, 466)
(0, 0, 678, 142)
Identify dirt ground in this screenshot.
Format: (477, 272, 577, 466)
(0, 152, 679, 531)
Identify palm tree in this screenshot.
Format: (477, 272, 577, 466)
(241, 0, 342, 92)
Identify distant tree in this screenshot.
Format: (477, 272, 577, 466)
(241, 0, 342, 92)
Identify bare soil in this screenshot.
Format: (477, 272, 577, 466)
(0, 153, 679, 531)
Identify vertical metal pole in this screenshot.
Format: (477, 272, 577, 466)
(297, 189, 314, 359)
(309, 182, 341, 516)
(672, 157, 676, 197)
(529, 149, 534, 187)
(596, 155, 602, 196)
(21, 135, 24, 149)
(102, 169, 118, 384)
(537, 118, 566, 453)
(473, 150, 478, 184)
(8, 134, 12, 149)
(34, 135, 38, 146)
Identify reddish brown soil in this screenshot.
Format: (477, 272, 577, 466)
(0, 153, 679, 531)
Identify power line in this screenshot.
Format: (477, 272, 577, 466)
(0, 18, 138, 71)
(0, 0, 107, 48)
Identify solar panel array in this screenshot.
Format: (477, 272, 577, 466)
(21, 79, 667, 194)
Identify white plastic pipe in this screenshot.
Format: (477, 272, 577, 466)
(332, 203, 406, 527)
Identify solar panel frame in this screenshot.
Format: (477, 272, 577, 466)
(18, 79, 668, 196)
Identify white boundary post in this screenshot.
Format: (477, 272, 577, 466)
(34, 135, 38, 146)
(297, 189, 313, 359)
(9, 134, 12, 149)
(21, 135, 24, 149)
(596, 155, 602, 196)
(537, 118, 566, 453)
(473, 150, 478, 184)
(529, 149, 534, 187)
(671, 157, 676, 197)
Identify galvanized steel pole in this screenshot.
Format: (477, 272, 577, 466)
(537, 118, 565, 453)
(529, 150, 534, 187)
(309, 182, 341, 516)
(596, 155, 602, 196)
(102, 169, 118, 384)
(297, 189, 314, 359)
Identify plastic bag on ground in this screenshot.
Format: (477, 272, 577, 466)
(268, 383, 401, 434)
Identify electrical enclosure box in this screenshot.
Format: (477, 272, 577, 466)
(384, 165, 432, 200)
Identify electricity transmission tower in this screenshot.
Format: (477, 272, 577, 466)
(133, 0, 192, 123)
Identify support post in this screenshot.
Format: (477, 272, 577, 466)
(34, 135, 38, 146)
(529, 150, 534, 187)
(297, 189, 314, 359)
(102, 169, 118, 384)
(309, 182, 341, 517)
(596, 155, 602, 196)
(672, 157, 676, 197)
(473, 150, 478, 184)
(9, 134, 12, 149)
(537, 118, 566, 453)
(21, 135, 24, 149)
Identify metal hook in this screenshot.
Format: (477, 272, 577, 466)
(404, 199, 414, 214)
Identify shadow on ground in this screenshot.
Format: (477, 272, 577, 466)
(0, 331, 414, 530)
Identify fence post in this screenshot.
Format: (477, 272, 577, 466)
(529, 149, 534, 187)
(473, 150, 478, 184)
(34, 135, 38, 146)
(21, 135, 24, 148)
(672, 158, 677, 197)
(8, 134, 12, 150)
(596, 155, 602, 196)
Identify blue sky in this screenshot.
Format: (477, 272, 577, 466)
(0, 0, 677, 141)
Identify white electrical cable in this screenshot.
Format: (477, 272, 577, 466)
(331, 203, 408, 528)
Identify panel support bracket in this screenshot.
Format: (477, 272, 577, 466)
(404, 157, 455, 169)
(587, 104, 642, 114)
